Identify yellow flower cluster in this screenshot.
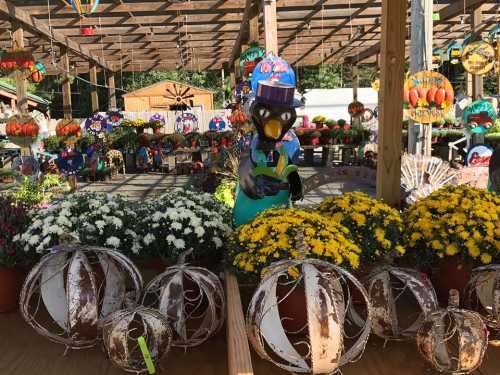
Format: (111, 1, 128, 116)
(121, 119, 147, 128)
(230, 208, 361, 276)
(318, 192, 404, 263)
(404, 185, 500, 265)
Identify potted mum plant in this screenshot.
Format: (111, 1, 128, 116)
(312, 115, 327, 129)
(0, 196, 33, 312)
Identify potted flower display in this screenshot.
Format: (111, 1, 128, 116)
(318, 192, 405, 274)
(325, 119, 337, 129)
(5, 114, 39, 147)
(402, 185, 500, 303)
(56, 119, 81, 138)
(170, 133, 186, 150)
(0, 196, 32, 312)
(185, 132, 201, 149)
(312, 115, 327, 129)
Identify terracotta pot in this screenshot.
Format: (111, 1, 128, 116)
(433, 256, 473, 306)
(0, 267, 26, 313)
(276, 283, 307, 334)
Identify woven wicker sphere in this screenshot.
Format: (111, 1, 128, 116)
(20, 244, 143, 349)
(102, 307, 173, 374)
(246, 258, 372, 374)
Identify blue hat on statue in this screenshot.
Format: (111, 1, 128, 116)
(255, 80, 303, 108)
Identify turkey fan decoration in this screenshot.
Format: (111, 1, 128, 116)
(102, 307, 173, 374)
(247, 258, 372, 374)
(19, 244, 143, 349)
(417, 289, 488, 374)
(403, 71, 454, 124)
(56, 119, 81, 137)
(142, 251, 225, 348)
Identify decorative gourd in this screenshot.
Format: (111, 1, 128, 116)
(102, 307, 173, 374)
(417, 289, 488, 374)
(247, 258, 371, 374)
(142, 251, 225, 348)
(19, 244, 143, 349)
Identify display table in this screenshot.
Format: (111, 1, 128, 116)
(301, 144, 358, 166)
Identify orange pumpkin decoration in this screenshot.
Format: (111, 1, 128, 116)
(30, 70, 44, 83)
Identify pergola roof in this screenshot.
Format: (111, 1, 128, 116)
(0, 0, 497, 74)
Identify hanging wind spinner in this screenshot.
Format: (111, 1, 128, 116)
(69, 0, 100, 17)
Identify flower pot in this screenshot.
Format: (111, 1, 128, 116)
(433, 256, 473, 306)
(0, 267, 26, 312)
(276, 283, 307, 334)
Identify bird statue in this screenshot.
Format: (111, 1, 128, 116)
(233, 80, 303, 226)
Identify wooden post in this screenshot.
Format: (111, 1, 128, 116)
(376, 0, 408, 206)
(352, 64, 359, 101)
(12, 22, 28, 115)
(262, 0, 278, 55)
(61, 47, 72, 120)
(90, 62, 99, 112)
(107, 73, 117, 109)
(471, 5, 483, 99)
(225, 271, 254, 375)
(249, 8, 259, 45)
(466, 73, 473, 97)
(408, 0, 433, 156)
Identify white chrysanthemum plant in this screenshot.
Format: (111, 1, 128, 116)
(136, 189, 233, 268)
(16, 192, 142, 256)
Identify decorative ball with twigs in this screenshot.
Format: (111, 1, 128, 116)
(20, 244, 143, 349)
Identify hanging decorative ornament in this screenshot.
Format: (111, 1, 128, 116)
(403, 71, 454, 124)
(174, 112, 198, 134)
(465, 265, 500, 345)
(142, 251, 225, 348)
(239, 45, 266, 77)
(208, 116, 226, 131)
(461, 41, 496, 75)
(447, 40, 464, 65)
(357, 267, 439, 340)
(11, 155, 39, 182)
(348, 101, 365, 117)
(106, 110, 124, 128)
(250, 54, 296, 93)
(19, 244, 143, 349)
(69, 0, 100, 17)
(463, 100, 496, 134)
(247, 258, 372, 374)
(85, 112, 109, 135)
(80, 27, 95, 36)
(465, 144, 493, 167)
(102, 307, 173, 374)
(417, 289, 488, 374)
(29, 62, 46, 83)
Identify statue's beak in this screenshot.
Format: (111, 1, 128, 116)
(263, 119, 282, 140)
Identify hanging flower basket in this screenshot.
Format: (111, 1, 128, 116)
(80, 27, 94, 36)
(5, 115, 38, 147)
(0, 49, 34, 72)
(56, 119, 81, 138)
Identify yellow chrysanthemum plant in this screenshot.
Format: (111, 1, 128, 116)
(318, 192, 405, 267)
(228, 208, 361, 279)
(403, 185, 500, 266)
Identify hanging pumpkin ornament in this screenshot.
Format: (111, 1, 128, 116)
(142, 251, 225, 348)
(102, 307, 173, 374)
(465, 265, 500, 345)
(417, 289, 488, 374)
(356, 266, 439, 340)
(247, 258, 372, 374)
(69, 0, 100, 17)
(19, 244, 143, 349)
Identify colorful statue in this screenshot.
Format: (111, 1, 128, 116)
(233, 80, 303, 226)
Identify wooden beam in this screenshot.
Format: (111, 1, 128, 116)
(89, 63, 99, 112)
(0, 0, 112, 71)
(107, 73, 117, 110)
(376, 0, 407, 206)
(11, 22, 28, 115)
(249, 7, 260, 44)
(229, 0, 256, 65)
(225, 271, 254, 375)
(352, 63, 358, 100)
(263, 0, 278, 54)
(471, 4, 483, 99)
(61, 47, 72, 120)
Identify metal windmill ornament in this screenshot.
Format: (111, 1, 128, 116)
(142, 250, 225, 348)
(102, 307, 173, 374)
(465, 265, 500, 346)
(246, 257, 372, 374)
(163, 83, 195, 109)
(19, 244, 143, 349)
(417, 289, 488, 374)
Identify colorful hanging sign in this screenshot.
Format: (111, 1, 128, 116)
(106, 110, 123, 128)
(174, 112, 198, 134)
(208, 116, 227, 131)
(463, 100, 496, 134)
(403, 71, 454, 124)
(239, 45, 265, 77)
(466, 144, 493, 167)
(461, 41, 496, 75)
(250, 54, 296, 93)
(84, 113, 109, 135)
(235, 80, 252, 97)
(69, 0, 100, 17)
(56, 151, 85, 176)
(447, 40, 463, 64)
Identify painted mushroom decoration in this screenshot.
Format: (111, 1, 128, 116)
(19, 244, 143, 349)
(102, 307, 173, 374)
(142, 251, 225, 348)
(417, 289, 488, 374)
(465, 265, 500, 345)
(247, 258, 372, 374)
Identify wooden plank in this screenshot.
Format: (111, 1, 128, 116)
(61, 46, 72, 119)
(89, 63, 99, 112)
(11, 21, 27, 115)
(376, 0, 407, 206)
(471, 4, 483, 100)
(224, 271, 254, 375)
(229, 0, 256, 65)
(107, 73, 116, 110)
(263, 0, 278, 54)
(249, 7, 260, 44)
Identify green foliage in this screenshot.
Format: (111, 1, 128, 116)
(297, 64, 376, 91)
(43, 135, 64, 153)
(108, 127, 139, 150)
(75, 133, 97, 152)
(13, 177, 44, 206)
(0, 77, 38, 94)
(214, 179, 236, 208)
